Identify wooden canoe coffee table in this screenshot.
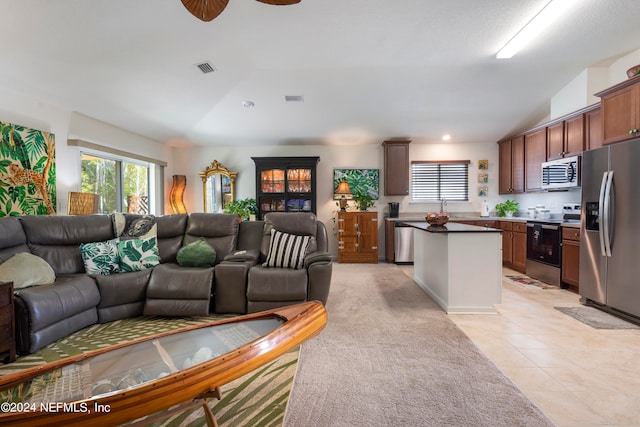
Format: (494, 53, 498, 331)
(0, 301, 327, 427)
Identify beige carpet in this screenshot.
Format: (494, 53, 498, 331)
(284, 263, 555, 427)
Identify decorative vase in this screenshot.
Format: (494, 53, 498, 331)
(627, 65, 640, 79)
(505, 211, 514, 218)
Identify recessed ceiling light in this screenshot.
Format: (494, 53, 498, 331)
(242, 100, 255, 108)
(442, 134, 451, 141)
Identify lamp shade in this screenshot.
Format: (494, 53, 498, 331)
(335, 181, 351, 195)
(335, 181, 351, 212)
(170, 175, 187, 214)
(68, 192, 99, 215)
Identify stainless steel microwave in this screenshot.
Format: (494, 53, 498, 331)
(541, 155, 581, 190)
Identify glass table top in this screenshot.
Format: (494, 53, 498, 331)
(1, 317, 283, 404)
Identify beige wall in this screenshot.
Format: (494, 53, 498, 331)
(173, 140, 500, 258)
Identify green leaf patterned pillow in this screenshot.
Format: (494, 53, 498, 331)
(80, 239, 121, 275)
(117, 236, 160, 272)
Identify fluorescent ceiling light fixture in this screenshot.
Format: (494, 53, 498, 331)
(496, 0, 579, 59)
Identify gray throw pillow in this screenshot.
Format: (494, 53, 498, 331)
(0, 252, 56, 289)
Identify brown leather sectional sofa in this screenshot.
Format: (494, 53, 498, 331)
(0, 212, 332, 355)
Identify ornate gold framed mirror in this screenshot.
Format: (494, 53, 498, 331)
(198, 160, 238, 213)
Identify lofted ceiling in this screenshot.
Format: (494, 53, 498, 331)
(2, 0, 640, 147)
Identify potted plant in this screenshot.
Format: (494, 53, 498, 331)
(495, 200, 519, 217)
(352, 191, 375, 212)
(223, 198, 257, 221)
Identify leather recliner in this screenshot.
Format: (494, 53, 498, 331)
(245, 212, 332, 313)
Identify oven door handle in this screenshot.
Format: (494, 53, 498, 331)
(525, 224, 559, 230)
(598, 172, 608, 257)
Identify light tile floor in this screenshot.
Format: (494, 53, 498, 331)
(443, 267, 640, 427)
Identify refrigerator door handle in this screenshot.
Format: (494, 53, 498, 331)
(598, 171, 608, 257)
(603, 170, 614, 257)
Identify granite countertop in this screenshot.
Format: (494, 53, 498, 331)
(385, 215, 527, 223)
(406, 222, 502, 233)
(387, 215, 580, 227)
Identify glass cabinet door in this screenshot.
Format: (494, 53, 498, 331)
(260, 169, 285, 193)
(286, 169, 312, 193)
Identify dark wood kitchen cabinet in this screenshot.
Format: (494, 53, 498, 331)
(524, 128, 547, 192)
(586, 105, 603, 150)
(382, 140, 411, 196)
(498, 136, 524, 194)
(597, 77, 640, 145)
(496, 221, 526, 273)
(564, 113, 586, 156)
(561, 227, 581, 293)
(546, 121, 565, 160)
(546, 113, 585, 160)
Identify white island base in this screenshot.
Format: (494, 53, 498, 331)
(410, 223, 502, 314)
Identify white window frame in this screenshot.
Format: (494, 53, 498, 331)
(410, 160, 470, 202)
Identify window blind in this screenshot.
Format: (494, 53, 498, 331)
(411, 161, 470, 202)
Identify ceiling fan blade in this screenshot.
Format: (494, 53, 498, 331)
(256, 0, 301, 5)
(182, 0, 230, 22)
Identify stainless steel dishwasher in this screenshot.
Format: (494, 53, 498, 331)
(394, 222, 414, 264)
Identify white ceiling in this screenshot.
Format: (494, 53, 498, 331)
(2, 0, 640, 147)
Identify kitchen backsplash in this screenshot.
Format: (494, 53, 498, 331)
(388, 189, 581, 218)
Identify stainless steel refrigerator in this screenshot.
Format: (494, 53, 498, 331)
(580, 139, 640, 319)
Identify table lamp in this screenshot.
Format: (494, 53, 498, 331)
(335, 181, 351, 211)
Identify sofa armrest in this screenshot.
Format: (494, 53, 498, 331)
(304, 251, 332, 269)
(223, 249, 260, 265)
(214, 261, 251, 314)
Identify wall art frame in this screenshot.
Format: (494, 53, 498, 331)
(333, 169, 379, 200)
(0, 120, 56, 216)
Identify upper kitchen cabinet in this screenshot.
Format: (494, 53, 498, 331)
(564, 113, 586, 156)
(546, 121, 565, 160)
(498, 136, 524, 195)
(382, 140, 411, 196)
(597, 77, 640, 145)
(252, 156, 319, 220)
(525, 128, 546, 192)
(585, 105, 603, 150)
(547, 112, 586, 161)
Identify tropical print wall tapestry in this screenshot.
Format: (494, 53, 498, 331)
(0, 121, 56, 216)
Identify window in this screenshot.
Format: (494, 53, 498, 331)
(81, 153, 154, 214)
(411, 161, 470, 202)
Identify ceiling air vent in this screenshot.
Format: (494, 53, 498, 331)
(195, 61, 216, 74)
(285, 95, 304, 102)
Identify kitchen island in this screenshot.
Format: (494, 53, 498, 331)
(407, 222, 502, 314)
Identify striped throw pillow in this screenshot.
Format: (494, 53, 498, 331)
(263, 229, 311, 269)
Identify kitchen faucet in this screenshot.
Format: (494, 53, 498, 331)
(440, 197, 447, 212)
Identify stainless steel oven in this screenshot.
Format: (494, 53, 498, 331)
(526, 220, 561, 286)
